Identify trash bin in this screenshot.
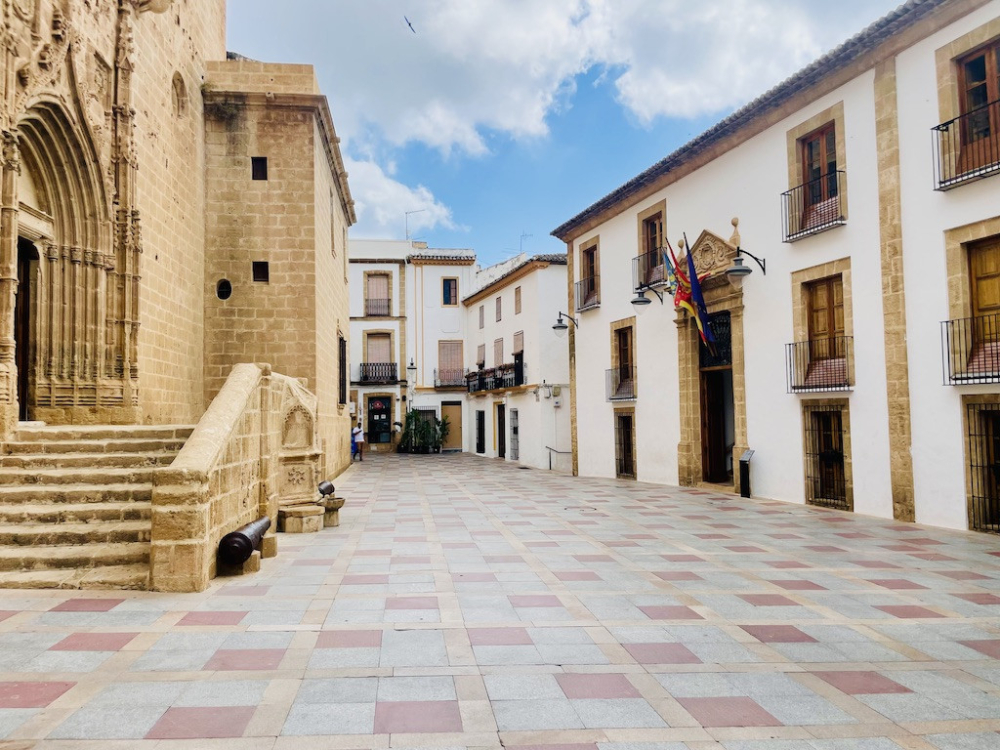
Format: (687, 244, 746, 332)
(739, 449, 754, 498)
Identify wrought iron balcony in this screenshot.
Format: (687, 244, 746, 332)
(781, 170, 846, 242)
(365, 298, 390, 316)
(785, 337, 853, 393)
(434, 367, 468, 387)
(576, 276, 600, 312)
(466, 362, 526, 393)
(359, 362, 398, 384)
(942, 314, 1000, 385)
(606, 366, 637, 401)
(933, 100, 1000, 190)
(633, 249, 669, 290)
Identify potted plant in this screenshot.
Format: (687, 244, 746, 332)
(433, 415, 450, 453)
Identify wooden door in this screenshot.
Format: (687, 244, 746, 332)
(813, 410, 845, 504)
(441, 402, 463, 451)
(496, 404, 506, 458)
(958, 44, 1000, 174)
(615, 412, 635, 479)
(15, 242, 34, 421)
(367, 397, 391, 444)
(969, 238, 1000, 373)
(807, 277, 844, 358)
(475, 410, 485, 453)
(700, 370, 729, 483)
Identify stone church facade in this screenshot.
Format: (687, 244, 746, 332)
(0, 0, 354, 590)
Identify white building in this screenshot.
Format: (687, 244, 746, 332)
(552, 0, 1000, 534)
(463, 254, 572, 472)
(349, 241, 571, 470)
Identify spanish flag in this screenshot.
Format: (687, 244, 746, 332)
(668, 236, 716, 352)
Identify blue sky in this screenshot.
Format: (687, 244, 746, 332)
(228, 0, 902, 266)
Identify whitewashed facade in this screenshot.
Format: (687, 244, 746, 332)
(554, 0, 1000, 534)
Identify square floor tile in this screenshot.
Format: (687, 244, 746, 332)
(317, 629, 382, 648)
(741, 625, 816, 643)
(178, 611, 247, 626)
(373, 700, 463, 733)
(571, 698, 667, 728)
(50, 706, 166, 740)
(385, 596, 439, 609)
(50, 599, 124, 612)
(509, 594, 562, 607)
(740, 594, 798, 607)
(639, 606, 702, 620)
(678, 697, 781, 727)
(146, 706, 254, 739)
(468, 627, 532, 645)
(0, 682, 75, 708)
(960, 640, 1000, 658)
(493, 699, 584, 730)
(203, 648, 285, 671)
(624, 643, 700, 664)
(50, 632, 137, 651)
(813, 671, 911, 694)
(557, 673, 639, 699)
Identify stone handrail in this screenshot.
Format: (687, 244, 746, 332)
(150, 363, 281, 592)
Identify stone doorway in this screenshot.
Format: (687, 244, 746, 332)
(15, 238, 38, 421)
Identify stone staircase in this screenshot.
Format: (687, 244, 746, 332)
(0, 424, 194, 590)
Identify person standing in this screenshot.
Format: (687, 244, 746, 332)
(352, 422, 365, 461)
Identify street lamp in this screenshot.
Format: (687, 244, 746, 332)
(552, 312, 578, 338)
(724, 247, 766, 290)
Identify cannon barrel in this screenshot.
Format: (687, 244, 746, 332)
(218, 516, 271, 565)
(318, 480, 335, 497)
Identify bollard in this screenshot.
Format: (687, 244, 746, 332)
(218, 516, 271, 565)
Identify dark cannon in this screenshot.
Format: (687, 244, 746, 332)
(218, 516, 271, 565)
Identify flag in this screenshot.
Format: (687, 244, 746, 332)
(685, 243, 716, 352)
(659, 245, 678, 295)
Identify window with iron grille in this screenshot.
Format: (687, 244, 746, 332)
(965, 401, 1000, 534)
(803, 403, 850, 511)
(338, 335, 347, 405)
(614, 410, 636, 479)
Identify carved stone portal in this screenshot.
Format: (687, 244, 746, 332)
(274, 376, 320, 509)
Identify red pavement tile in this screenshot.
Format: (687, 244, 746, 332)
(876, 605, 945, 619)
(452, 573, 497, 582)
(661, 555, 703, 563)
(868, 579, 927, 590)
(740, 594, 798, 607)
(655, 571, 702, 581)
(557, 673, 639, 699)
(316, 630, 383, 648)
(696, 534, 729, 540)
(341, 574, 390, 585)
(766, 561, 810, 569)
(509, 595, 562, 607)
(50, 599, 124, 612)
(678, 697, 782, 727)
(178, 611, 247, 626)
(726, 546, 765, 553)
(574, 555, 614, 563)
(955, 593, 1000, 605)
(0, 681, 75, 708)
(814, 671, 911, 694)
(146, 706, 255, 739)
(625, 534, 656, 539)
(0, 611, 17, 623)
(938, 571, 989, 581)
(555, 571, 600, 581)
(624, 643, 701, 664)
(909, 553, 956, 562)
(850, 560, 901, 569)
(385, 597, 439, 610)
(807, 545, 846, 553)
(770, 580, 825, 591)
(959, 640, 1000, 658)
(203, 649, 286, 671)
(741, 625, 816, 643)
(51, 633, 138, 651)
(469, 627, 533, 646)
(640, 606, 703, 620)
(373, 700, 463, 733)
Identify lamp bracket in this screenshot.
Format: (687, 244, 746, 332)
(736, 247, 766, 275)
(557, 311, 579, 327)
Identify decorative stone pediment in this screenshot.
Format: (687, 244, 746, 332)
(678, 218, 742, 290)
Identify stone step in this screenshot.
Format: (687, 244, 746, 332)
(15, 425, 195, 442)
(0, 466, 160, 486)
(0, 542, 149, 572)
(0, 483, 152, 505)
(0, 563, 149, 590)
(0, 501, 150, 525)
(2, 438, 187, 455)
(0, 520, 151, 546)
(0, 452, 177, 469)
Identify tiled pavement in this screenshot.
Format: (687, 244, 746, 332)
(0, 455, 999, 749)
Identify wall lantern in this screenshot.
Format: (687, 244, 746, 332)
(724, 247, 767, 290)
(631, 286, 665, 312)
(406, 358, 417, 379)
(552, 312, 578, 338)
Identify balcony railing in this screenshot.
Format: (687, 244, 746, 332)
(781, 170, 846, 242)
(633, 249, 669, 291)
(786, 337, 853, 393)
(576, 276, 600, 312)
(942, 313, 1000, 385)
(359, 362, 398, 384)
(933, 100, 1000, 190)
(606, 366, 637, 401)
(365, 298, 390, 316)
(435, 368, 468, 387)
(466, 362, 526, 393)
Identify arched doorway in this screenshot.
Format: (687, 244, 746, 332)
(15, 238, 39, 421)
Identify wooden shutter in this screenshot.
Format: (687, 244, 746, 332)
(367, 273, 389, 300)
(494, 338, 503, 367)
(972, 239, 1000, 319)
(367, 333, 391, 363)
(477, 344, 485, 366)
(438, 341, 462, 372)
(807, 277, 844, 341)
(479, 305, 484, 329)
(496, 296, 502, 321)
(513, 331, 524, 354)
(515, 287, 522, 314)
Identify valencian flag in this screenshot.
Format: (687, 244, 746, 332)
(666, 235, 716, 353)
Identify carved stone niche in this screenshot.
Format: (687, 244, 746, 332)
(276, 377, 320, 508)
(681, 219, 741, 294)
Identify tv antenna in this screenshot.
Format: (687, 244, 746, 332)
(405, 209, 426, 240)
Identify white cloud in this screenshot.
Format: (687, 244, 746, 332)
(345, 158, 458, 239)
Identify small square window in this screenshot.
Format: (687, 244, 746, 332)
(251, 157, 268, 181)
(252, 261, 269, 283)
